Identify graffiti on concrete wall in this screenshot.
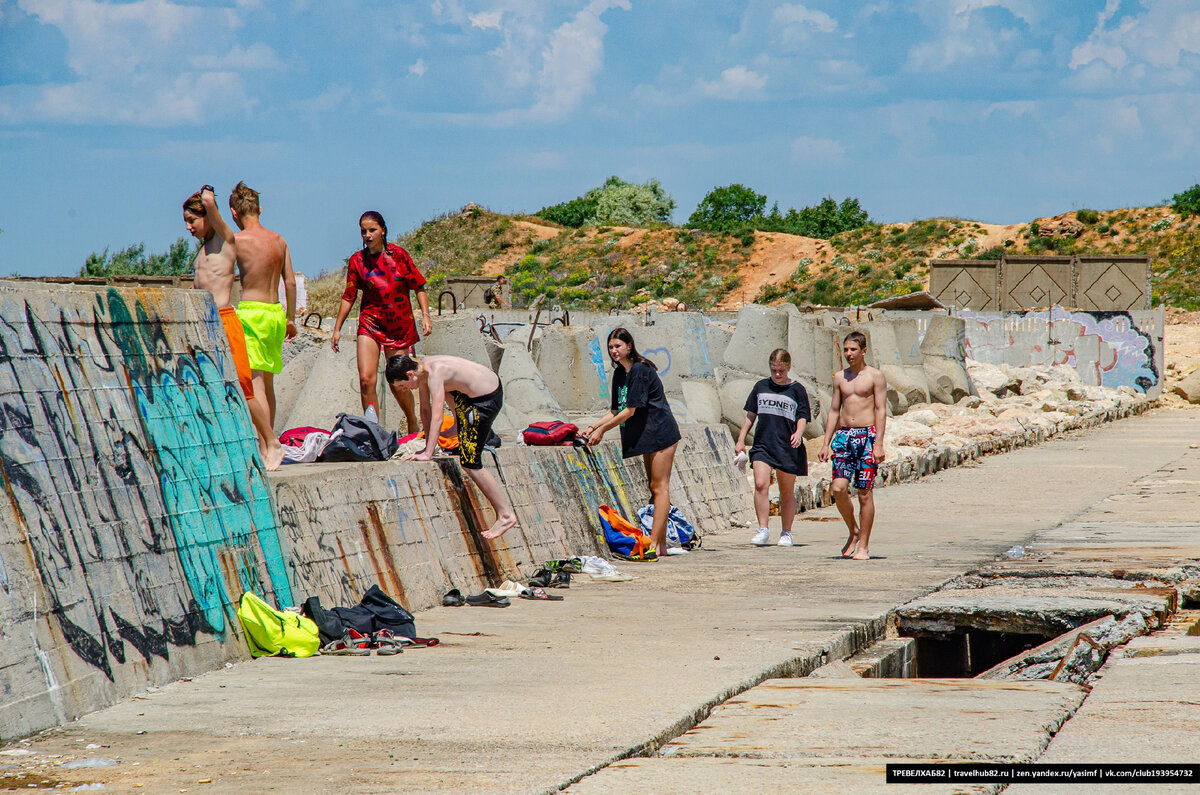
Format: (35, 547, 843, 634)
(961, 307, 1159, 393)
(0, 288, 290, 679)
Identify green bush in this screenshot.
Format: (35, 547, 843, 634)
(973, 246, 1005, 260)
(1170, 184, 1200, 217)
(1076, 208, 1100, 224)
(82, 237, 195, 277)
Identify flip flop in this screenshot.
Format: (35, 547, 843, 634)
(443, 588, 466, 607)
(518, 587, 564, 601)
(465, 591, 511, 607)
(407, 636, 440, 648)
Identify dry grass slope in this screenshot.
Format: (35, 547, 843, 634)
(304, 204, 1200, 316)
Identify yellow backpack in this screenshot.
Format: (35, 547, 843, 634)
(237, 592, 321, 658)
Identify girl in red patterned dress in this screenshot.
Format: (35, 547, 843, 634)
(332, 211, 432, 433)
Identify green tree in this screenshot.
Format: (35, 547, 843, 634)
(82, 237, 195, 277)
(536, 176, 676, 228)
(687, 184, 767, 231)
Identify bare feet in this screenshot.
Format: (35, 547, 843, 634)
(841, 530, 859, 558)
(481, 511, 518, 540)
(851, 547, 870, 561)
(263, 438, 284, 472)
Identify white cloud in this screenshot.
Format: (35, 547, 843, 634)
(1070, 0, 1200, 73)
(410, 58, 427, 77)
(697, 65, 767, 100)
(771, 3, 837, 44)
(470, 9, 502, 29)
(190, 43, 282, 72)
(6, 0, 270, 125)
(790, 135, 846, 164)
(294, 84, 350, 114)
(904, 0, 1042, 73)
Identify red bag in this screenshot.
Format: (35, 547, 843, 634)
(522, 421, 579, 446)
(279, 426, 330, 447)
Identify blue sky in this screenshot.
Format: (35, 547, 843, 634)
(1, 0, 1198, 278)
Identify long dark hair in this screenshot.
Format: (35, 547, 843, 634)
(359, 210, 388, 254)
(607, 327, 657, 370)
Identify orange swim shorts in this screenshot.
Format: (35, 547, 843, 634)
(219, 305, 255, 400)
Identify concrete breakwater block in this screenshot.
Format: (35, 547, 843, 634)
(533, 325, 609, 414)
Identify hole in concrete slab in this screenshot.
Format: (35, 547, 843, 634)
(906, 631, 1049, 678)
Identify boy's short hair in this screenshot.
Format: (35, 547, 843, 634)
(229, 181, 260, 217)
(182, 191, 205, 216)
(769, 348, 791, 365)
(386, 355, 420, 384)
(844, 331, 867, 349)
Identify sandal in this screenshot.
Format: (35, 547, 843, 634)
(371, 629, 403, 656)
(549, 572, 571, 588)
(528, 569, 553, 588)
(443, 588, 466, 607)
(320, 633, 370, 656)
(465, 591, 511, 607)
(347, 628, 374, 654)
(518, 587, 564, 601)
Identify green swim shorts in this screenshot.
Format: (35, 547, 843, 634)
(236, 301, 286, 374)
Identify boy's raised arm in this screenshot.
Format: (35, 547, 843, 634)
(200, 188, 236, 246)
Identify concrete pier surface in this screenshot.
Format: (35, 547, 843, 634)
(6, 408, 1199, 793)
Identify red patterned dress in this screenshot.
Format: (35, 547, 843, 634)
(342, 243, 427, 351)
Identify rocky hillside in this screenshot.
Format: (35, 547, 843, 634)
(305, 204, 1200, 316)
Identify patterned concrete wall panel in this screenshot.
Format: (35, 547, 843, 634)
(930, 260, 999, 310)
(0, 283, 288, 741)
(1075, 256, 1151, 311)
(633, 313, 717, 394)
(1000, 256, 1073, 310)
(960, 307, 1163, 396)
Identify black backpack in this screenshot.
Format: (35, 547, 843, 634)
(318, 413, 398, 462)
(301, 596, 346, 646)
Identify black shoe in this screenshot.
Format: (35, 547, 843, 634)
(528, 569, 553, 588)
(465, 591, 510, 607)
(442, 588, 465, 607)
(550, 571, 571, 588)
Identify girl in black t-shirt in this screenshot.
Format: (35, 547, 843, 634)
(579, 327, 682, 559)
(735, 348, 810, 547)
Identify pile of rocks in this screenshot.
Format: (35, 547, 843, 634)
(783, 359, 1152, 511)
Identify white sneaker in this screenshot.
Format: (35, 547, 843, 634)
(752, 528, 771, 546)
(777, 532, 793, 547)
(581, 556, 613, 575)
(590, 570, 633, 582)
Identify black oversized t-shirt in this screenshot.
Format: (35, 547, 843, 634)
(611, 360, 681, 458)
(743, 378, 811, 475)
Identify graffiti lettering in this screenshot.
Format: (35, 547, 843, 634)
(0, 287, 290, 679)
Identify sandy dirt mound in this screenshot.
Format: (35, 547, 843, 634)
(481, 220, 560, 276)
(717, 231, 828, 310)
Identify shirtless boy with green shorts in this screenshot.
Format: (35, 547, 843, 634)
(183, 186, 284, 470)
(229, 181, 297, 427)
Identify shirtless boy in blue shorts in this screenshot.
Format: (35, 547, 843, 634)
(818, 331, 887, 560)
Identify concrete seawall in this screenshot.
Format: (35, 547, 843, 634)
(0, 283, 752, 742)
